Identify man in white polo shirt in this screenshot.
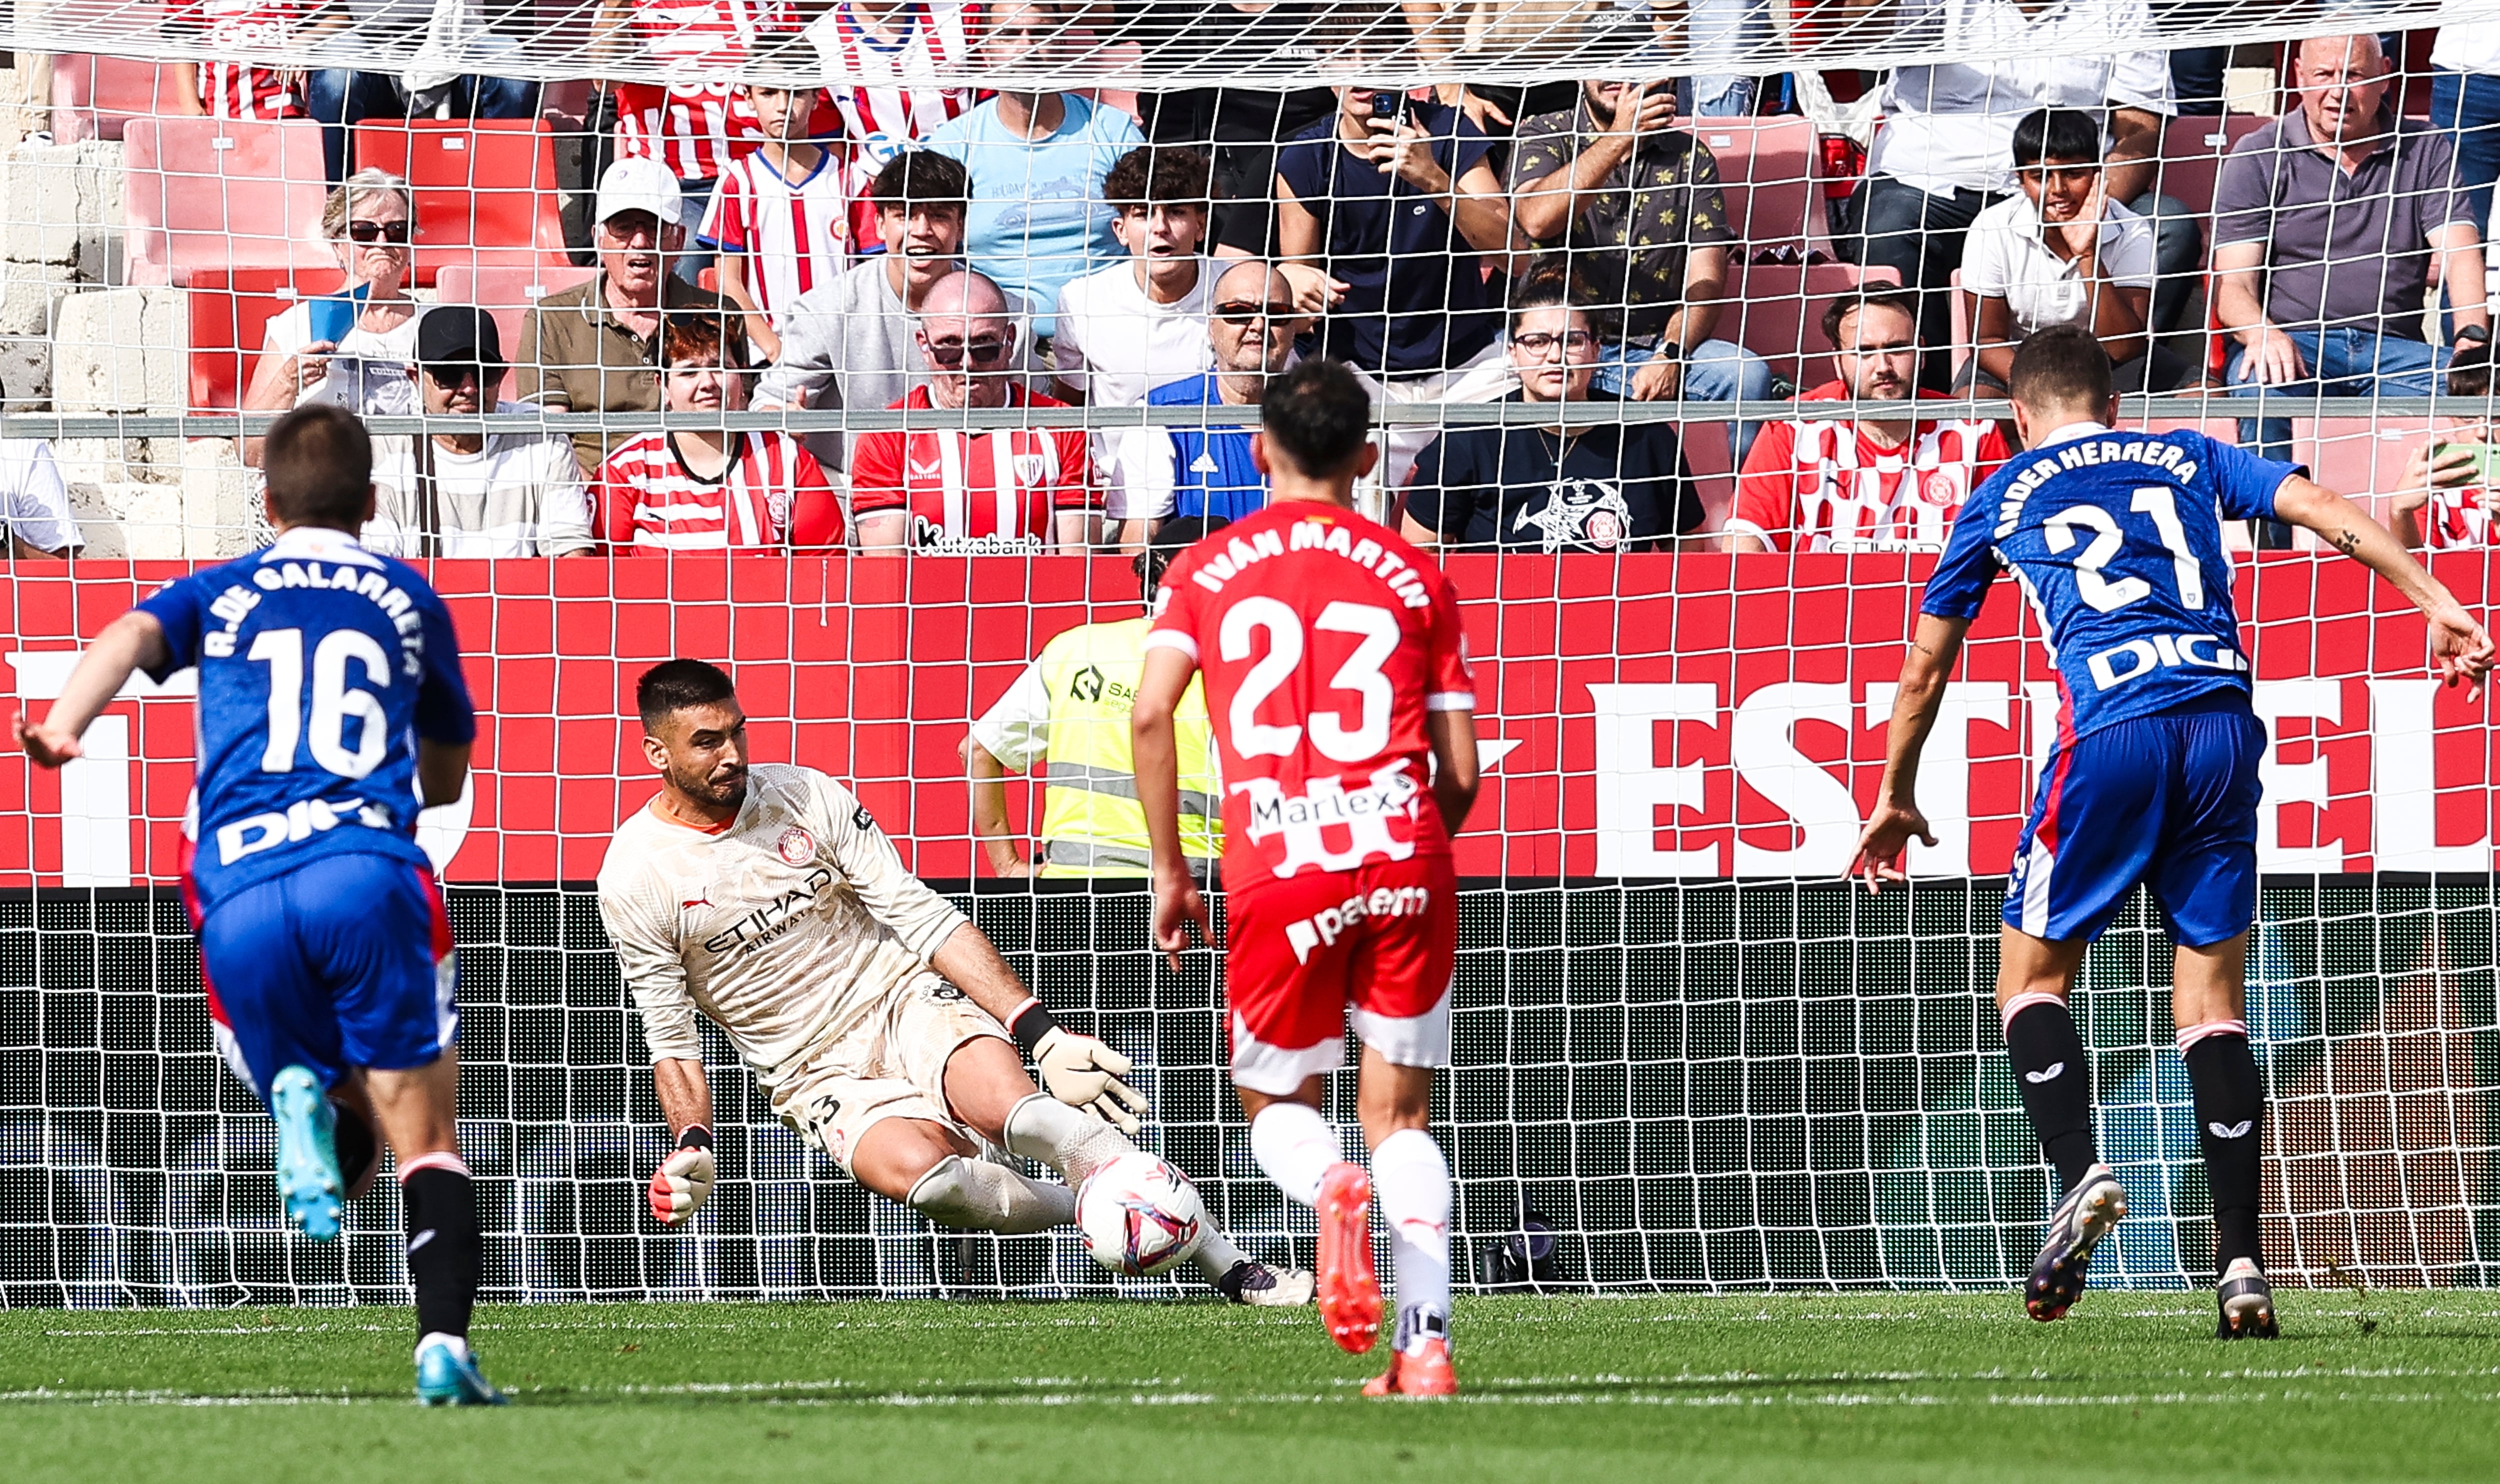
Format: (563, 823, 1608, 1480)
(1854, 0, 2188, 389)
(368, 307, 595, 558)
(1052, 145, 1217, 410)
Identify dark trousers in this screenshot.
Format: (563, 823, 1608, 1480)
(306, 69, 540, 186)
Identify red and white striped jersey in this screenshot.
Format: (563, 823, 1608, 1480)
(2421, 484, 2496, 549)
(592, 430, 846, 551)
(188, 0, 308, 118)
(811, 1, 983, 246)
(849, 386, 1098, 551)
(698, 150, 851, 323)
(1730, 383, 2011, 553)
(614, 0, 825, 180)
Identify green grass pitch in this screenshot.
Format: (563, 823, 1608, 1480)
(3, 1292, 2496, 1482)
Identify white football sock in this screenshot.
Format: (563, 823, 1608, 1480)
(1001, 1092, 1132, 1185)
(416, 1332, 470, 1362)
(1190, 1227, 1250, 1280)
(1248, 1101, 1338, 1207)
(906, 1153, 1076, 1234)
(1372, 1127, 1452, 1350)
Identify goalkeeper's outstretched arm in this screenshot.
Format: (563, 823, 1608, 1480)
(2272, 476, 2497, 699)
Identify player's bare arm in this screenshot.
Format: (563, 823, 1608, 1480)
(930, 919, 1150, 1134)
(1850, 612, 1972, 889)
(13, 609, 170, 767)
(2271, 476, 2497, 698)
(1132, 643, 1210, 971)
(1424, 707, 1481, 833)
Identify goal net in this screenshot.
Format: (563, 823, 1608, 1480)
(0, 2, 2495, 1305)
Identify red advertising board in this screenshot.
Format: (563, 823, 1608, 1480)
(2, 554, 2494, 884)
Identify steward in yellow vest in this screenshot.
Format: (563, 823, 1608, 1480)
(966, 526, 1220, 878)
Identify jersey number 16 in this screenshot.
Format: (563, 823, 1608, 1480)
(248, 627, 393, 778)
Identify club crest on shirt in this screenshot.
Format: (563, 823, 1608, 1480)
(1920, 467, 1967, 507)
(1516, 478, 1636, 553)
(776, 826, 816, 865)
(1013, 452, 1050, 487)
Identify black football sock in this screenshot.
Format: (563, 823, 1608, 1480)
(402, 1156, 482, 1341)
(2003, 994, 2098, 1195)
(2182, 1021, 2266, 1273)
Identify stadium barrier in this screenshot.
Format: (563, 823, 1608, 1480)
(0, 554, 2494, 1303)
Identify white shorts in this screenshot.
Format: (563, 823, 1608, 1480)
(780, 973, 1012, 1176)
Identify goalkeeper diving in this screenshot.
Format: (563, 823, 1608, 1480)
(597, 658, 1311, 1304)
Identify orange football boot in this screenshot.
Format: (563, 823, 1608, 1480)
(1314, 1162, 1381, 1354)
(1363, 1338, 1457, 1398)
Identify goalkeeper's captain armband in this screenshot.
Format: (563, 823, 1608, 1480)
(649, 1125, 718, 1227)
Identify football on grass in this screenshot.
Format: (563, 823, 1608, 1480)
(1076, 1153, 1207, 1277)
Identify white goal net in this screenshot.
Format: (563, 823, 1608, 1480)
(0, 1, 2495, 1305)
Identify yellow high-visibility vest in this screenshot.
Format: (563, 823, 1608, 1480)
(1032, 617, 1221, 877)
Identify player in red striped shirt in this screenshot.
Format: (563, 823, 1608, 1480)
(700, 81, 851, 363)
(1728, 292, 2012, 553)
(808, 0, 984, 250)
(594, 316, 845, 552)
(850, 271, 1100, 553)
(172, 0, 314, 119)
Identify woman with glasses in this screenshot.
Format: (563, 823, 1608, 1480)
(241, 169, 422, 467)
(1400, 266, 1702, 554)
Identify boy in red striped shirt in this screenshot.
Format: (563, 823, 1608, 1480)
(850, 271, 1100, 553)
(594, 316, 845, 552)
(701, 80, 852, 363)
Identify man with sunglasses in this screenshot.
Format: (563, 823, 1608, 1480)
(1110, 260, 1351, 549)
(368, 308, 595, 559)
(851, 271, 1102, 553)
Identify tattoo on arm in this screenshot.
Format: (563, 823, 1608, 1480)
(2330, 527, 2362, 555)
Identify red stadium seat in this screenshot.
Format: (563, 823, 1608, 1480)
(1719, 261, 1902, 388)
(50, 55, 178, 144)
(435, 264, 600, 367)
(350, 119, 572, 287)
(184, 267, 349, 411)
(1690, 117, 1818, 253)
(122, 117, 335, 286)
(2148, 115, 2266, 218)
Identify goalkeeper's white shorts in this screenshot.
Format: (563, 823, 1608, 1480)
(780, 972, 1012, 1177)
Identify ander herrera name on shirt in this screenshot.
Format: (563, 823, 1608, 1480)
(1186, 515, 1434, 609)
(1992, 436, 2204, 541)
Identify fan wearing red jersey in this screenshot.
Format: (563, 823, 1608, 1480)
(851, 270, 1101, 552)
(699, 81, 851, 362)
(1134, 359, 1482, 1399)
(171, 0, 314, 119)
(593, 315, 844, 551)
(808, 0, 984, 249)
(1728, 292, 2011, 553)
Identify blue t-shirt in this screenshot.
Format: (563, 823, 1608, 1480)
(1274, 102, 1500, 376)
(1921, 425, 2299, 741)
(137, 527, 476, 915)
(927, 94, 1146, 338)
(1148, 373, 1266, 526)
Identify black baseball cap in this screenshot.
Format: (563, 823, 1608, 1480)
(416, 305, 504, 375)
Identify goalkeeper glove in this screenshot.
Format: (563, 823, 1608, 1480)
(648, 1125, 716, 1227)
(1008, 998, 1150, 1135)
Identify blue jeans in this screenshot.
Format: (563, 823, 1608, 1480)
(2226, 327, 2448, 464)
(2170, 46, 2230, 117)
(2432, 68, 2500, 243)
(304, 69, 540, 185)
(1596, 336, 1778, 466)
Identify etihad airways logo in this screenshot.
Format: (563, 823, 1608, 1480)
(702, 865, 836, 956)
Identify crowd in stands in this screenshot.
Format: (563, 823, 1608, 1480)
(11, 5, 2500, 561)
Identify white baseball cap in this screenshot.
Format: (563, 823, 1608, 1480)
(594, 157, 685, 228)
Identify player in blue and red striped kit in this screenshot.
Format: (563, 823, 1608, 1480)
(14, 404, 503, 1404)
(1852, 326, 2496, 1339)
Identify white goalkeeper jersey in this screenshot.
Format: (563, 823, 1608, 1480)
(596, 763, 969, 1108)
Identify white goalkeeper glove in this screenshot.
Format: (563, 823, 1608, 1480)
(1007, 998, 1150, 1134)
(648, 1126, 716, 1227)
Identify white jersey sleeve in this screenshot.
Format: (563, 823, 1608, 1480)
(595, 855, 710, 1063)
(809, 770, 968, 964)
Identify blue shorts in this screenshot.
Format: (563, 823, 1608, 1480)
(191, 852, 458, 1102)
(2004, 701, 2266, 947)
